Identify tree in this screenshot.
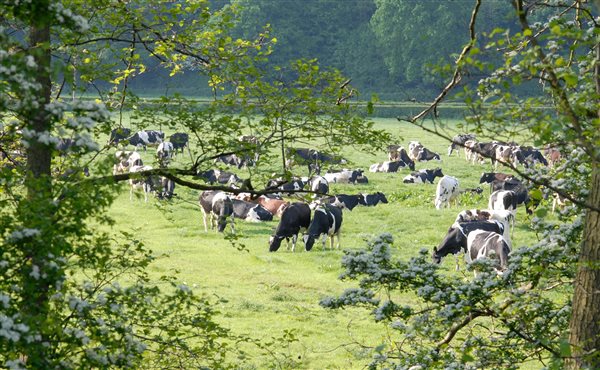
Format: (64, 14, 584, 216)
(0, 1, 387, 367)
(322, 0, 600, 368)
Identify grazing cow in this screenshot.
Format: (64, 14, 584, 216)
(489, 190, 519, 214)
(286, 147, 346, 172)
(109, 127, 132, 145)
(361, 192, 388, 207)
(387, 145, 415, 170)
(169, 132, 189, 154)
(466, 230, 511, 275)
(435, 175, 460, 210)
(494, 145, 518, 170)
(199, 191, 234, 233)
(309, 176, 329, 196)
(407, 141, 424, 161)
(369, 160, 412, 173)
(269, 202, 311, 252)
(196, 169, 241, 185)
(114, 151, 143, 175)
(156, 141, 174, 162)
(129, 130, 164, 151)
(453, 209, 513, 243)
(448, 133, 476, 157)
(232, 199, 273, 222)
(157, 177, 175, 200)
(403, 168, 444, 184)
(256, 196, 290, 217)
(129, 165, 156, 202)
(303, 204, 343, 251)
(415, 147, 441, 162)
(513, 146, 548, 167)
(323, 169, 367, 184)
(432, 220, 504, 267)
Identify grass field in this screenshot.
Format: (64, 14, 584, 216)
(105, 117, 547, 369)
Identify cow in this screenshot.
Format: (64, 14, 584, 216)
(256, 196, 290, 217)
(169, 132, 189, 154)
(157, 177, 175, 200)
(494, 144, 518, 170)
(403, 168, 444, 184)
(479, 172, 514, 185)
(453, 209, 513, 243)
(323, 169, 367, 184)
(319, 194, 363, 211)
(129, 130, 164, 151)
(286, 147, 346, 173)
(269, 202, 311, 252)
(435, 175, 460, 210)
(471, 142, 499, 165)
(303, 204, 343, 251)
(489, 190, 519, 214)
(266, 178, 307, 194)
(231, 199, 273, 222)
(415, 147, 441, 162)
(156, 141, 174, 162)
(544, 145, 562, 167)
(199, 191, 234, 233)
(114, 151, 143, 175)
(309, 176, 329, 196)
(463, 139, 477, 163)
(387, 145, 415, 170)
(466, 230, 511, 276)
(448, 133, 476, 157)
(109, 127, 132, 145)
(361, 192, 388, 207)
(513, 146, 548, 168)
(215, 153, 253, 169)
(369, 160, 412, 173)
(552, 193, 570, 213)
(128, 165, 157, 202)
(407, 141, 424, 161)
(432, 220, 505, 269)
(196, 169, 241, 185)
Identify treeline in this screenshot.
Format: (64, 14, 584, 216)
(131, 1, 525, 101)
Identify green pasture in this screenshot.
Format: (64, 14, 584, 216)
(104, 117, 549, 369)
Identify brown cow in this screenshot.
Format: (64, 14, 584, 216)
(256, 196, 290, 217)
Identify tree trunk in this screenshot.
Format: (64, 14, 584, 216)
(567, 162, 600, 368)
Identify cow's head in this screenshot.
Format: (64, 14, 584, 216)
(303, 234, 316, 251)
(269, 235, 284, 252)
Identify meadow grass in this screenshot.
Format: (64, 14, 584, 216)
(105, 117, 550, 368)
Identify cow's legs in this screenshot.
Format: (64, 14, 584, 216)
(201, 209, 208, 232)
(321, 234, 327, 250)
(290, 234, 297, 252)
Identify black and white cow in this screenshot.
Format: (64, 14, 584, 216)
(488, 190, 519, 214)
(369, 160, 412, 173)
(512, 146, 548, 168)
(129, 165, 157, 202)
(319, 194, 363, 211)
(453, 208, 513, 244)
(113, 150, 143, 175)
(303, 204, 343, 251)
(448, 133, 476, 157)
(266, 178, 307, 194)
(157, 177, 175, 200)
(324, 169, 367, 184)
(415, 147, 441, 162)
(109, 127, 132, 145)
(215, 153, 253, 169)
(309, 176, 329, 196)
(169, 132, 189, 154)
(361, 192, 388, 206)
(232, 199, 273, 222)
(407, 141, 424, 161)
(196, 169, 241, 185)
(432, 220, 505, 267)
(471, 142, 499, 165)
(403, 168, 444, 184)
(199, 191, 234, 233)
(435, 175, 460, 210)
(129, 130, 164, 151)
(387, 145, 416, 170)
(466, 230, 511, 275)
(156, 141, 174, 161)
(269, 202, 311, 252)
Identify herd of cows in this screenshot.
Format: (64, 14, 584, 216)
(110, 128, 566, 274)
